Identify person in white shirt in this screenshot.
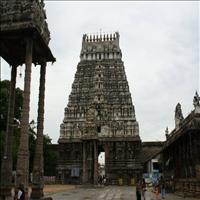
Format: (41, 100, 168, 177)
(16, 186, 25, 200)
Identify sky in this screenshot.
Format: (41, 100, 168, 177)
(1, 1, 199, 144)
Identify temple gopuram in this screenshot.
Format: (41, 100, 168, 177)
(57, 32, 142, 185)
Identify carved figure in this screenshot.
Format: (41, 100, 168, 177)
(193, 91, 200, 108)
(175, 103, 184, 129)
(175, 103, 184, 120)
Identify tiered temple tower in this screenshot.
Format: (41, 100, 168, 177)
(57, 32, 142, 185)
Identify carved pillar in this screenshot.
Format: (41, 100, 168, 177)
(31, 61, 46, 199)
(16, 37, 33, 199)
(82, 142, 87, 183)
(179, 141, 182, 177)
(184, 141, 186, 177)
(89, 142, 93, 182)
(188, 133, 193, 177)
(193, 132, 198, 177)
(93, 140, 98, 185)
(104, 143, 109, 169)
(104, 143, 109, 172)
(184, 138, 187, 178)
(0, 65, 17, 200)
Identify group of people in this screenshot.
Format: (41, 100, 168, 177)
(136, 176, 166, 200)
(153, 176, 166, 199)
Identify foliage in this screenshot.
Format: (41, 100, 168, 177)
(44, 138, 58, 176)
(0, 80, 23, 169)
(0, 80, 56, 176)
(0, 80, 23, 131)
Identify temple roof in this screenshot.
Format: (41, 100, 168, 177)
(163, 111, 200, 150)
(0, 0, 55, 66)
(139, 142, 163, 163)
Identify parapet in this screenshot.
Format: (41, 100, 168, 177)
(83, 32, 119, 43)
(80, 32, 122, 61)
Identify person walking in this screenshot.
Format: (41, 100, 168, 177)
(16, 185, 25, 200)
(159, 176, 166, 199)
(155, 182, 160, 200)
(136, 180, 142, 200)
(141, 178, 147, 200)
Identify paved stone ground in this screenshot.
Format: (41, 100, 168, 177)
(43, 184, 76, 194)
(44, 185, 197, 200)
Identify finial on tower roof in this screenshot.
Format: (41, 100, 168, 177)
(165, 127, 169, 134)
(100, 34, 102, 41)
(106, 34, 109, 41)
(103, 34, 106, 41)
(165, 127, 169, 139)
(110, 34, 112, 41)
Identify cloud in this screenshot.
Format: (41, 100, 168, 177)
(1, 1, 199, 143)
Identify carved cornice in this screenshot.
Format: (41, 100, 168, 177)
(163, 111, 200, 149)
(0, 0, 50, 45)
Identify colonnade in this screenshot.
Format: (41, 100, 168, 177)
(0, 37, 47, 200)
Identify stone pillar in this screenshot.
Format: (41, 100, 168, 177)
(31, 61, 46, 199)
(184, 137, 187, 177)
(0, 65, 17, 200)
(16, 37, 33, 199)
(189, 133, 195, 177)
(104, 143, 109, 176)
(82, 142, 87, 183)
(93, 141, 98, 185)
(89, 142, 93, 182)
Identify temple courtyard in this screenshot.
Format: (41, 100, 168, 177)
(43, 185, 197, 200)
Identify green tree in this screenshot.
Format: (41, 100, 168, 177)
(0, 80, 23, 170)
(27, 120, 56, 174)
(0, 80, 56, 176)
(43, 135, 58, 176)
(0, 80, 23, 131)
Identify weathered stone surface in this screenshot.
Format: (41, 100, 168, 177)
(175, 103, 184, 129)
(57, 32, 142, 185)
(59, 33, 139, 141)
(162, 94, 200, 197)
(0, 0, 50, 45)
(0, 1, 55, 200)
(0, 0, 55, 67)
